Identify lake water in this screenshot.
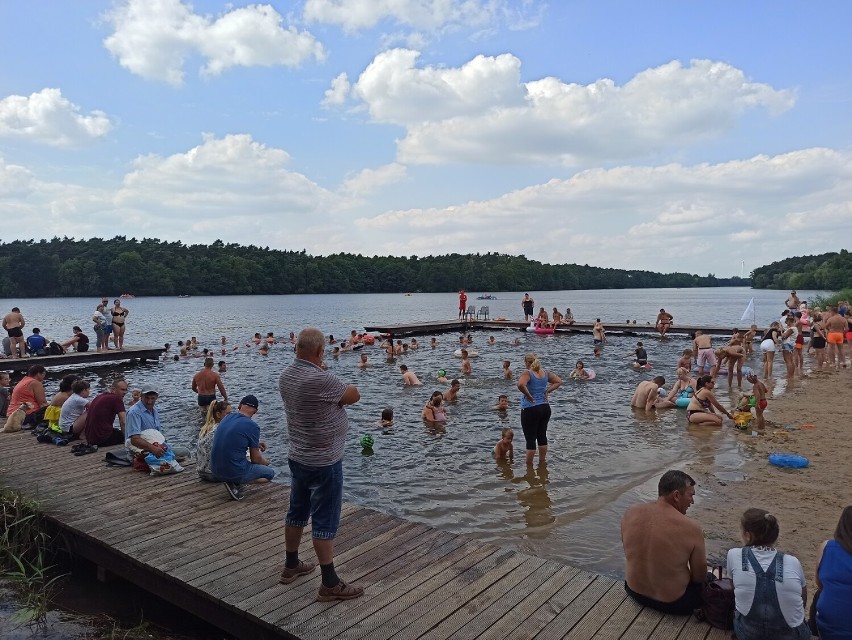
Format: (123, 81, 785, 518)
(1, 287, 826, 576)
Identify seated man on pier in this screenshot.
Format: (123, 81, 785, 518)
(80, 378, 129, 448)
(26, 328, 49, 356)
(621, 470, 708, 615)
(125, 386, 190, 461)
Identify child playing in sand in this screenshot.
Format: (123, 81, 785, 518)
(677, 349, 693, 370)
(746, 372, 768, 432)
(502, 360, 512, 379)
(493, 427, 514, 461)
(570, 360, 591, 379)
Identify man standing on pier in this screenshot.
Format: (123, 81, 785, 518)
(3, 307, 26, 358)
(278, 327, 364, 601)
(521, 293, 535, 321)
(192, 357, 228, 407)
(621, 470, 708, 614)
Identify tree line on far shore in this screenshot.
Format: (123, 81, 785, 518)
(0, 237, 750, 298)
(750, 250, 851, 291)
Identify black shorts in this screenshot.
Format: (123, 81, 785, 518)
(197, 394, 216, 407)
(624, 581, 703, 615)
(6, 327, 23, 338)
(811, 337, 826, 349)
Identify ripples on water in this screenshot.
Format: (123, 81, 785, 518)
(3, 288, 822, 575)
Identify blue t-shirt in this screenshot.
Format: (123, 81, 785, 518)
(27, 334, 47, 352)
(209, 412, 260, 482)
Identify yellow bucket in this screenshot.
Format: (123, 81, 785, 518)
(734, 412, 752, 428)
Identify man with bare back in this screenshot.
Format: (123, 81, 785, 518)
(192, 357, 228, 407)
(2, 307, 26, 358)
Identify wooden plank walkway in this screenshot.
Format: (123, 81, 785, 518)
(0, 346, 165, 372)
(0, 432, 722, 640)
(364, 319, 757, 339)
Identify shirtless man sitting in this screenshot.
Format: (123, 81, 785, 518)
(655, 309, 673, 337)
(630, 376, 674, 410)
(621, 470, 707, 615)
(191, 357, 228, 407)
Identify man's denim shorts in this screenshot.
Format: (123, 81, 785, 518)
(285, 459, 343, 540)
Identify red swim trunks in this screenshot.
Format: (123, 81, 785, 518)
(758, 399, 768, 411)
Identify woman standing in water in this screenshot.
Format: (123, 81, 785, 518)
(517, 353, 562, 466)
(111, 299, 130, 350)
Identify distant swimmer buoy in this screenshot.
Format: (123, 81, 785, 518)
(453, 349, 478, 357)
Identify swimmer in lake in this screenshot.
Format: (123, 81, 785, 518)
(493, 427, 514, 461)
(218, 360, 227, 373)
(400, 364, 422, 385)
(431, 337, 437, 349)
(379, 407, 394, 428)
(488, 336, 496, 345)
(570, 360, 591, 379)
(593, 346, 602, 357)
(357, 353, 368, 368)
(443, 379, 461, 402)
(460, 350, 472, 375)
(593, 319, 606, 344)
(494, 395, 509, 411)
(436, 369, 448, 383)
(410, 338, 419, 349)
(422, 392, 447, 423)
(625, 342, 649, 368)
(677, 349, 693, 371)
(502, 360, 512, 379)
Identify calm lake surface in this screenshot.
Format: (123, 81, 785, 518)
(1, 287, 826, 576)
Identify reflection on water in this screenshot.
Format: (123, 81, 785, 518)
(2, 288, 811, 575)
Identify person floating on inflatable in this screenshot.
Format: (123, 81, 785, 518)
(624, 341, 651, 368)
(570, 360, 595, 380)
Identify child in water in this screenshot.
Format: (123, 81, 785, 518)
(379, 407, 394, 428)
(494, 395, 509, 411)
(493, 428, 514, 461)
(436, 369, 448, 383)
(460, 350, 472, 375)
(502, 360, 512, 379)
(677, 348, 693, 370)
(570, 360, 590, 379)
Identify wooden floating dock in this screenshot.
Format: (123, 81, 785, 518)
(364, 319, 753, 339)
(0, 346, 165, 372)
(0, 433, 728, 640)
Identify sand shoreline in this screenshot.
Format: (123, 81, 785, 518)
(688, 365, 851, 590)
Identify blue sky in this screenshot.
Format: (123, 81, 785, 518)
(1, 0, 850, 276)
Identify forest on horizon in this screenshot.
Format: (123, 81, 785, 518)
(750, 250, 851, 291)
(1, 236, 752, 298)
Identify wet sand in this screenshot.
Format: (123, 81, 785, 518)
(689, 365, 852, 588)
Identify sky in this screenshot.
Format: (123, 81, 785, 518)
(1, 1, 850, 277)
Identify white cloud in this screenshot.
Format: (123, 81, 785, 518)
(0, 88, 113, 147)
(354, 148, 852, 271)
(103, 0, 325, 86)
(321, 72, 351, 108)
(345, 53, 796, 165)
(303, 0, 516, 32)
(342, 162, 407, 195)
(351, 49, 525, 122)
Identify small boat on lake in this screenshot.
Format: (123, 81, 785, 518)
(476, 293, 497, 300)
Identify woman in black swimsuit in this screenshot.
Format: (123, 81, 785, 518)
(111, 299, 129, 350)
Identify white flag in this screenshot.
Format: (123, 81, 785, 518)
(741, 297, 754, 322)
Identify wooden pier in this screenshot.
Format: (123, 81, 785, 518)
(0, 346, 165, 372)
(364, 319, 756, 339)
(0, 433, 728, 640)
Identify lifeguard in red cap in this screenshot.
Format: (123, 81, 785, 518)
(458, 289, 468, 319)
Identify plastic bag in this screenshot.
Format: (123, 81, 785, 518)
(144, 443, 184, 475)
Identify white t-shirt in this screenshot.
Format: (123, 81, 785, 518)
(59, 393, 89, 432)
(726, 547, 806, 627)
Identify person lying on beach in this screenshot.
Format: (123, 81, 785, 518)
(570, 360, 591, 379)
(494, 395, 509, 411)
(624, 342, 649, 368)
(502, 360, 512, 379)
(400, 364, 421, 385)
(493, 427, 514, 461)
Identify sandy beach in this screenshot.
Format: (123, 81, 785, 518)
(690, 365, 852, 590)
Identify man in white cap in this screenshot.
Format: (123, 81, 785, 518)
(125, 386, 190, 460)
(210, 394, 273, 500)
